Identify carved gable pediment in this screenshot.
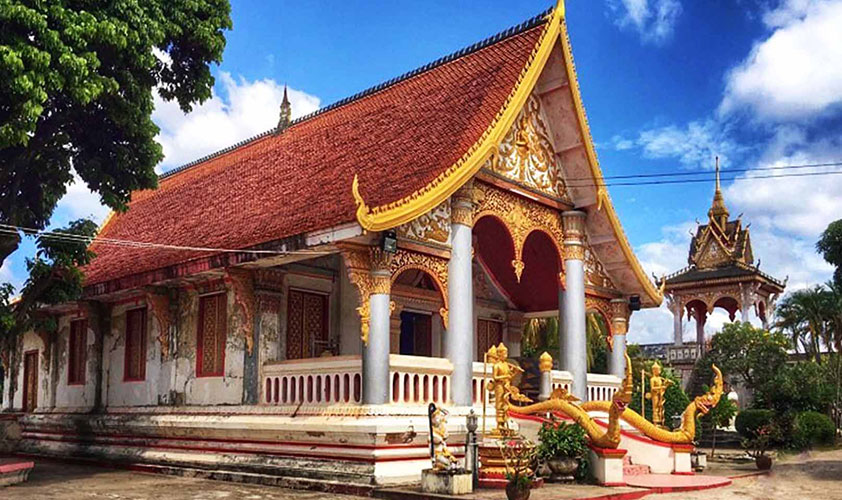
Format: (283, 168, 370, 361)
(694, 235, 732, 269)
(396, 199, 451, 246)
(491, 94, 569, 201)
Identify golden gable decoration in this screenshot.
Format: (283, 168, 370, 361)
(396, 199, 450, 245)
(492, 94, 569, 201)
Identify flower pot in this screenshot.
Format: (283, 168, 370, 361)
(546, 457, 579, 483)
(505, 482, 531, 500)
(755, 455, 772, 470)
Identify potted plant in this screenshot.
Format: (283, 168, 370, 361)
(500, 437, 537, 500)
(742, 423, 776, 470)
(536, 417, 588, 482)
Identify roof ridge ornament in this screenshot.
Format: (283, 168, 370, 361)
(708, 156, 729, 229)
(276, 85, 293, 134)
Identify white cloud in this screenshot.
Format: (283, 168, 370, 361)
(51, 174, 111, 227)
(720, 0, 842, 120)
(608, 0, 683, 45)
(153, 73, 321, 171)
(0, 259, 18, 290)
(613, 119, 738, 169)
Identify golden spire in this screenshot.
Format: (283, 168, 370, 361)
(708, 156, 729, 229)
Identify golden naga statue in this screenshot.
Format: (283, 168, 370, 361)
(513, 352, 634, 449)
(582, 364, 724, 444)
(486, 343, 532, 437)
(645, 361, 673, 427)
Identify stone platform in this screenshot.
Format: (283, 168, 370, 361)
(0, 458, 34, 487)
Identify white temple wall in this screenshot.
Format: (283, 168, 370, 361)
(12, 330, 48, 410)
(53, 314, 97, 411)
(103, 301, 162, 407)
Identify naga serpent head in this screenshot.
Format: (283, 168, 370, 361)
(694, 364, 723, 415)
(612, 352, 634, 412)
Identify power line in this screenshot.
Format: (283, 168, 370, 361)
(566, 168, 842, 188)
(0, 224, 329, 256)
(588, 160, 842, 181)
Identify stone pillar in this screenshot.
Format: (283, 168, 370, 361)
(609, 299, 629, 378)
(447, 182, 475, 406)
(561, 211, 588, 401)
(695, 308, 707, 357)
(538, 351, 553, 401)
(668, 294, 683, 346)
(363, 249, 393, 405)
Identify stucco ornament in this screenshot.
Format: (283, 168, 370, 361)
(473, 182, 564, 282)
(493, 94, 569, 201)
(398, 200, 451, 245)
(146, 291, 172, 359)
(225, 268, 255, 355)
(341, 245, 394, 346)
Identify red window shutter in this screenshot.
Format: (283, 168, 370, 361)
(124, 308, 147, 381)
(68, 319, 87, 385)
(287, 290, 328, 360)
(197, 294, 227, 377)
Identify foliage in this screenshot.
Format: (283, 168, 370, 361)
(776, 287, 837, 364)
(536, 419, 588, 461)
(1, 219, 97, 402)
(735, 409, 774, 439)
(792, 411, 836, 449)
(700, 322, 788, 392)
(520, 314, 609, 373)
(818, 218, 842, 286)
(741, 423, 780, 458)
(501, 438, 537, 488)
(0, 0, 232, 265)
(755, 360, 836, 414)
(706, 397, 739, 454)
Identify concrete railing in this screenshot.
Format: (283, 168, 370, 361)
(263, 355, 363, 405)
(586, 373, 621, 402)
(389, 355, 453, 405)
(263, 356, 621, 406)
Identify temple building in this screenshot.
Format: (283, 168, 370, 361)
(659, 159, 786, 384)
(3, 4, 662, 485)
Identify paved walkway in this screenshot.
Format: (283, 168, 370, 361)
(4, 460, 363, 500)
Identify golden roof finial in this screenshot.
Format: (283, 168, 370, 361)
(708, 155, 729, 228)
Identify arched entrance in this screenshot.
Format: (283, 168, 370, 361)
(391, 268, 447, 357)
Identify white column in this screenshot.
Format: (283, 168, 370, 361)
(609, 299, 629, 378)
(538, 352, 553, 401)
(561, 211, 588, 402)
(695, 308, 707, 357)
(668, 295, 683, 346)
(362, 250, 392, 405)
(446, 183, 474, 406)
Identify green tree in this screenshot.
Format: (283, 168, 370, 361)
(777, 287, 834, 364)
(755, 361, 835, 414)
(818, 219, 842, 286)
(0, 0, 232, 264)
(2, 219, 98, 406)
(701, 322, 788, 393)
(707, 397, 738, 456)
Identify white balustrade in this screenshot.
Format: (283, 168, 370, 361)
(586, 373, 622, 402)
(388, 355, 453, 405)
(262, 355, 620, 407)
(263, 355, 363, 406)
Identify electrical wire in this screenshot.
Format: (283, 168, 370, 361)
(0, 224, 330, 256)
(567, 168, 842, 188)
(564, 160, 842, 181)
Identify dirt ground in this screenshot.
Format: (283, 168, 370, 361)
(4, 448, 842, 500)
(3, 460, 364, 500)
(655, 447, 842, 499)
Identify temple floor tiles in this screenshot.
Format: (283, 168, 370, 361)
(9, 448, 842, 499)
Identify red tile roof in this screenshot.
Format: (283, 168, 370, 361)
(84, 15, 548, 290)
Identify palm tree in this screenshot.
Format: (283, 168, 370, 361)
(521, 314, 607, 372)
(776, 286, 833, 364)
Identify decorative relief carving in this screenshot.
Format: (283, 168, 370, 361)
(583, 237, 615, 290)
(562, 244, 585, 262)
(146, 291, 172, 359)
(340, 245, 394, 346)
(695, 238, 731, 269)
(390, 249, 450, 329)
(493, 94, 569, 201)
(225, 268, 255, 355)
(473, 182, 564, 282)
(585, 296, 613, 331)
(397, 199, 451, 245)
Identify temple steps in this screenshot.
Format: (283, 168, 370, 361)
(622, 455, 651, 476)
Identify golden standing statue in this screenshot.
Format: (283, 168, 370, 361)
(486, 343, 531, 437)
(645, 362, 673, 427)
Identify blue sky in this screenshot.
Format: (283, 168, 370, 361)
(3, 0, 841, 344)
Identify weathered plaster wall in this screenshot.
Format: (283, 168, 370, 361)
(102, 301, 162, 407)
(12, 331, 48, 410)
(53, 314, 98, 411)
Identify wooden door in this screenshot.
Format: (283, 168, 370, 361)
(399, 312, 432, 356)
(477, 319, 503, 360)
(287, 290, 328, 359)
(23, 350, 38, 412)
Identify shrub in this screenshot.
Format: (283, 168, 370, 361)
(735, 409, 774, 439)
(537, 419, 588, 461)
(792, 411, 836, 449)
